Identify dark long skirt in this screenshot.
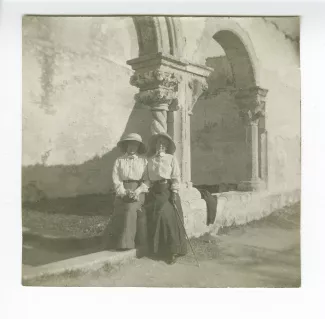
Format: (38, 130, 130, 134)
(145, 182, 187, 258)
(103, 181, 148, 253)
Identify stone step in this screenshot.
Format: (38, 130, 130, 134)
(22, 249, 136, 285)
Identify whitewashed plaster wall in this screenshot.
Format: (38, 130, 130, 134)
(181, 17, 300, 192)
(22, 16, 300, 199)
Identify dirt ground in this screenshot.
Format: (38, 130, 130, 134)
(29, 203, 301, 288)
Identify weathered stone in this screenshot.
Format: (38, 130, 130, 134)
(22, 17, 300, 238)
(235, 87, 268, 125)
(234, 87, 269, 191)
(208, 189, 300, 236)
(128, 53, 213, 236)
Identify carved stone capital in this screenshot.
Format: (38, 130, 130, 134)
(188, 77, 209, 114)
(130, 69, 180, 90)
(130, 69, 180, 110)
(235, 86, 268, 125)
(134, 87, 177, 109)
(239, 110, 263, 125)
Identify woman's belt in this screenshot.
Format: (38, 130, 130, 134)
(123, 179, 142, 183)
(152, 179, 171, 184)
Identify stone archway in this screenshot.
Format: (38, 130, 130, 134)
(195, 19, 262, 86)
(127, 16, 211, 188)
(215, 27, 268, 191)
(213, 30, 256, 88)
(127, 16, 213, 236)
(125, 17, 271, 237)
(127, 17, 269, 192)
(132, 16, 184, 58)
(191, 20, 269, 191)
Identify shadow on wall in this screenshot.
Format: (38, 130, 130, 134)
(22, 106, 152, 214)
(23, 193, 116, 217)
(190, 56, 247, 186)
(22, 147, 120, 216)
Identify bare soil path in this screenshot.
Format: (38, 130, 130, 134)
(29, 203, 300, 288)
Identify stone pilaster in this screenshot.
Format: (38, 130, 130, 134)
(175, 74, 209, 187)
(235, 86, 268, 191)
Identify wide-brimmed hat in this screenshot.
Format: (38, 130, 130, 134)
(148, 132, 176, 156)
(117, 133, 146, 154)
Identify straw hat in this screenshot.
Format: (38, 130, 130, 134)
(117, 133, 146, 154)
(148, 132, 176, 156)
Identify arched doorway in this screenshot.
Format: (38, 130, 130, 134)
(128, 18, 267, 192)
(191, 22, 267, 193)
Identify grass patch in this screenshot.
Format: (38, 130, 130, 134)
(22, 208, 110, 238)
(101, 260, 127, 273)
(22, 193, 115, 217)
(22, 193, 116, 238)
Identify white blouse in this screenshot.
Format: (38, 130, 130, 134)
(146, 153, 181, 192)
(112, 154, 148, 196)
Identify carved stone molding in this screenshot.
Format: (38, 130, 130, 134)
(130, 70, 180, 91)
(132, 17, 159, 56)
(134, 88, 177, 107)
(127, 52, 212, 184)
(130, 69, 180, 110)
(199, 86, 236, 100)
(188, 77, 208, 114)
(235, 87, 268, 124)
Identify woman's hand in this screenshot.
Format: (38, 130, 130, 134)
(117, 189, 127, 198)
(123, 189, 140, 202)
(131, 188, 142, 201)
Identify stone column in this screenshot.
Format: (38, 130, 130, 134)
(260, 129, 268, 184)
(235, 87, 268, 191)
(128, 54, 211, 186)
(127, 53, 213, 237)
(258, 115, 268, 186)
(129, 69, 180, 135)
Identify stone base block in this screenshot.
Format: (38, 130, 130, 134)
(179, 186, 210, 238)
(178, 186, 300, 238)
(209, 188, 301, 235)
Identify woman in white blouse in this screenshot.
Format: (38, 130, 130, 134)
(145, 132, 187, 264)
(104, 133, 148, 255)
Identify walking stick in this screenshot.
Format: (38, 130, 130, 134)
(172, 201, 200, 268)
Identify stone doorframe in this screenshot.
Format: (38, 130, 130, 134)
(129, 16, 269, 192)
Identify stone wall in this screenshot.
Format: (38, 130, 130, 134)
(182, 17, 300, 192)
(22, 16, 152, 199)
(245, 18, 300, 192)
(22, 16, 300, 201)
(211, 189, 301, 234)
(191, 56, 247, 186)
(182, 188, 301, 238)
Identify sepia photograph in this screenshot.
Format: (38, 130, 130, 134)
(21, 15, 301, 287)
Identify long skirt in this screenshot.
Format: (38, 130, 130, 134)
(103, 181, 148, 252)
(145, 182, 187, 258)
